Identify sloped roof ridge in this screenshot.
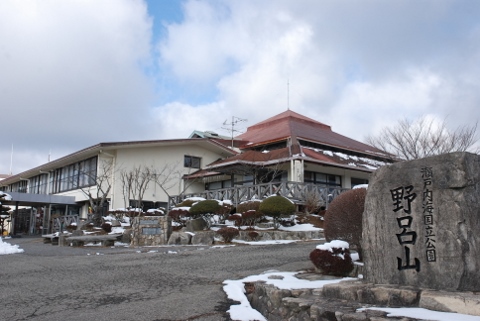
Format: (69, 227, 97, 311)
(246, 110, 331, 131)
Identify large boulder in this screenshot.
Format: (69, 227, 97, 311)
(186, 217, 207, 232)
(167, 232, 192, 245)
(362, 152, 480, 291)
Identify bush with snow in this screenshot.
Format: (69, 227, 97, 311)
(189, 200, 221, 217)
(309, 240, 354, 277)
(168, 208, 191, 230)
(176, 197, 205, 207)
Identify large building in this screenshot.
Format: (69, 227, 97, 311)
(0, 110, 392, 235)
(182, 110, 391, 192)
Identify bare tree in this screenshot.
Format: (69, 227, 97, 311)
(120, 165, 154, 210)
(151, 162, 181, 199)
(120, 169, 135, 209)
(366, 116, 478, 161)
(120, 163, 181, 210)
(80, 159, 114, 226)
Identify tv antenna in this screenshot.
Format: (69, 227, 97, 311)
(222, 116, 247, 148)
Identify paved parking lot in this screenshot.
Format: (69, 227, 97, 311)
(0, 237, 315, 321)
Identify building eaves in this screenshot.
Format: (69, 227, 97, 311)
(1, 138, 236, 186)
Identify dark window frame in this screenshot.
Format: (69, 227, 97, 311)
(184, 155, 201, 169)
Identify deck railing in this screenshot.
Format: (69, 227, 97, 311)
(168, 181, 349, 210)
(52, 215, 80, 233)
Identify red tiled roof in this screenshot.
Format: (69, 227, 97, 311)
(193, 110, 393, 177)
(236, 109, 384, 156)
(205, 145, 388, 173)
(207, 148, 291, 168)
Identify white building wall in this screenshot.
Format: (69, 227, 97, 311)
(110, 144, 226, 210)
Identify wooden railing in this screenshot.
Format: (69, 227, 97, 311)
(52, 215, 80, 232)
(168, 181, 349, 210)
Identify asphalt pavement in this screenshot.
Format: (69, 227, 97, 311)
(0, 236, 316, 321)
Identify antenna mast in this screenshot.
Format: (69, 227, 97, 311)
(222, 116, 247, 149)
(287, 78, 290, 110)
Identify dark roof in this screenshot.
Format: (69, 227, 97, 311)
(1, 138, 236, 186)
(236, 109, 387, 157)
(198, 110, 392, 175)
(205, 145, 388, 173)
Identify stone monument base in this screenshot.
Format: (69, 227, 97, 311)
(247, 278, 480, 320)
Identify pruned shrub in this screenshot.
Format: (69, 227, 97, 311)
(242, 210, 263, 229)
(215, 202, 233, 224)
(168, 208, 190, 230)
(259, 195, 295, 229)
(309, 240, 354, 276)
(176, 198, 202, 207)
(237, 200, 262, 215)
(324, 188, 366, 259)
(101, 222, 112, 233)
(247, 231, 260, 241)
(189, 200, 221, 217)
(227, 214, 242, 227)
(216, 227, 239, 243)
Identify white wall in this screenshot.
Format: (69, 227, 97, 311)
(109, 143, 227, 209)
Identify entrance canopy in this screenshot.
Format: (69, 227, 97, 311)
(0, 191, 77, 207)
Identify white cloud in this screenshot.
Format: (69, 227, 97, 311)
(156, 0, 480, 144)
(151, 101, 230, 139)
(0, 0, 154, 174)
(2, 0, 480, 175)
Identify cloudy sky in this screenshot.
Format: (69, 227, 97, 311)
(1, 0, 480, 175)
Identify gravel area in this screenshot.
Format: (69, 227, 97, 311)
(0, 236, 316, 321)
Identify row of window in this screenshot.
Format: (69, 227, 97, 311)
(50, 157, 97, 193)
(205, 172, 367, 190)
(5, 157, 98, 194)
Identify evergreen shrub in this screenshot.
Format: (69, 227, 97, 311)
(176, 199, 199, 207)
(237, 200, 262, 214)
(258, 195, 295, 228)
(189, 200, 221, 218)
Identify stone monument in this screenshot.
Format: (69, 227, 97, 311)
(131, 216, 171, 246)
(363, 152, 480, 291)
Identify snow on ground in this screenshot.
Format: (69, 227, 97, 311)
(0, 237, 24, 255)
(359, 308, 480, 321)
(223, 272, 355, 321)
(278, 223, 321, 231)
(223, 271, 480, 321)
(3, 219, 478, 321)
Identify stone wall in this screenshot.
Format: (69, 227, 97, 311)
(167, 229, 324, 245)
(247, 279, 480, 320)
(131, 216, 171, 246)
(362, 152, 480, 291)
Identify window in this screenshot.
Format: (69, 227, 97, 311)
(184, 155, 201, 168)
(29, 174, 48, 194)
(304, 171, 342, 187)
(351, 177, 368, 187)
(49, 156, 98, 194)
